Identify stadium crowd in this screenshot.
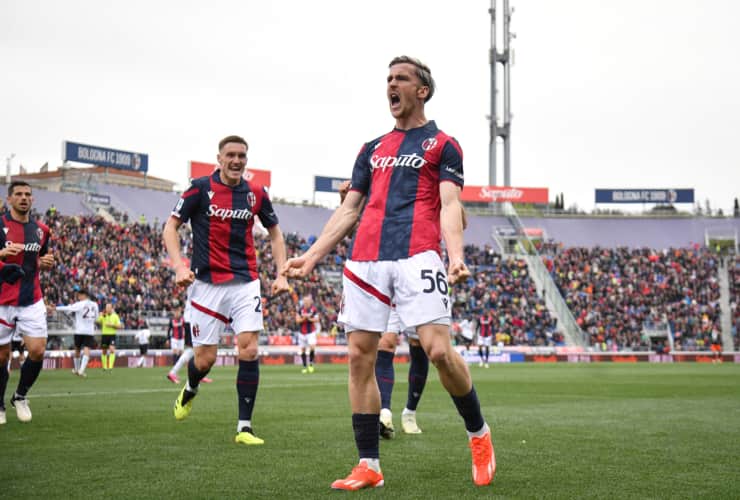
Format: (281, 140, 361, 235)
(731, 255, 739, 350)
(452, 244, 562, 346)
(542, 245, 723, 351)
(28, 209, 733, 352)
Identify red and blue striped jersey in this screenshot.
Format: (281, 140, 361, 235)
(349, 121, 464, 261)
(478, 314, 493, 338)
(0, 215, 50, 306)
(297, 305, 319, 334)
(169, 317, 186, 340)
(171, 170, 278, 284)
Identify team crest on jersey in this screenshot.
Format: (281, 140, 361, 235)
(421, 137, 438, 151)
(207, 190, 214, 200)
(36, 228, 44, 241)
(246, 191, 256, 208)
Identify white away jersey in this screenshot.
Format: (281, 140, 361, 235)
(56, 299, 99, 335)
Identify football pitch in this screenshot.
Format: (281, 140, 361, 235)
(2, 362, 739, 499)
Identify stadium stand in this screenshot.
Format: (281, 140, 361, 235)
(731, 256, 740, 350)
(16, 183, 736, 354)
(543, 246, 722, 351)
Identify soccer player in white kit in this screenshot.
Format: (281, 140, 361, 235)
(54, 289, 99, 378)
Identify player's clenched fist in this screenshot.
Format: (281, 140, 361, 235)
(447, 259, 470, 285)
(271, 275, 289, 295)
(174, 265, 195, 288)
(282, 255, 316, 279)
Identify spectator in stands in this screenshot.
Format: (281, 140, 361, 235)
(544, 246, 722, 351)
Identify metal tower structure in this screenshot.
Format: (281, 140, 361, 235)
(488, 0, 514, 187)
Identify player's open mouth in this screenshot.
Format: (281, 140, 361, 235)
(389, 93, 400, 106)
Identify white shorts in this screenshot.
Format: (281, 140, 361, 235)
(339, 250, 451, 333)
(0, 300, 48, 346)
(189, 279, 263, 346)
(296, 332, 317, 348)
(183, 285, 193, 323)
(170, 338, 185, 351)
(478, 335, 493, 347)
(385, 307, 417, 339)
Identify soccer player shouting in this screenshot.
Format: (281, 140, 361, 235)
(163, 135, 289, 446)
(284, 56, 495, 490)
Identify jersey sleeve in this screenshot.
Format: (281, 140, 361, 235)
(256, 186, 279, 229)
(350, 143, 373, 196)
(172, 182, 201, 224)
(439, 138, 464, 187)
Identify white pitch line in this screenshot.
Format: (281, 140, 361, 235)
(29, 380, 347, 399)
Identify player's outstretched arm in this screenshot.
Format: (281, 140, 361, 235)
(282, 190, 364, 278)
(440, 182, 470, 285)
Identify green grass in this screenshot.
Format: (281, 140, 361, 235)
(2, 362, 739, 499)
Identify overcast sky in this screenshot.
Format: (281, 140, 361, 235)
(2, 0, 738, 212)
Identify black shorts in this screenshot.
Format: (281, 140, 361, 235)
(74, 334, 95, 349)
(184, 322, 193, 348)
(101, 335, 116, 348)
(139, 344, 149, 355)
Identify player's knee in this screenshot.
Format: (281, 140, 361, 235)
(426, 344, 451, 367)
(378, 336, 396, 352)
(238, 344, 259, 361)
(348, 348, 374, 372)
(194, 351, 216, 370)
(26, 347, 45, 361)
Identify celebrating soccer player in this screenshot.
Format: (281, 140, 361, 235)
(0, 181, 55, 424)
(283, 56, 495, 490)
(163, 135, 289, 445)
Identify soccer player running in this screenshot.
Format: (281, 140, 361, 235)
(163, 134, 289, 446)
(295, 294, 320, 373)
(283, 56, 495, 490)
(53, 289, 99, 377)
(458, 315, 475, 354)
(167, 298, 213, 384)
(134, 325, 151, 368)
(166, 305, 187, 383)
(97, 303, 122, 371)
(0, 181, 55, 423)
